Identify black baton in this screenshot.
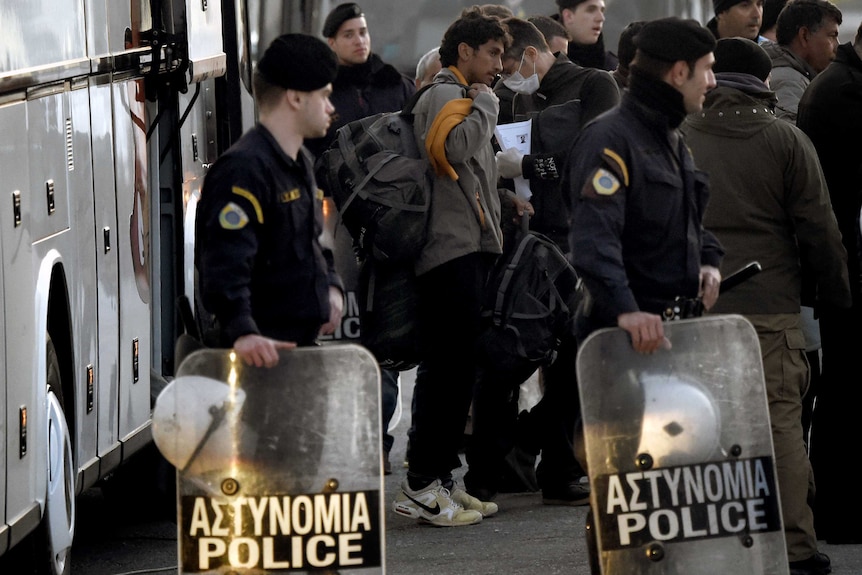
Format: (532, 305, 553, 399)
(720, 261, 762, 293)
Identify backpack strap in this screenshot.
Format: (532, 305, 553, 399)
(401, 82, 437, 119)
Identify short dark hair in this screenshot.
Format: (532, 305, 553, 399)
(502, 17, 550, 60)
(775, 0, 842, 46)
(617, 20, 646, 69)
(527, 14, 570, 43)
(471, 4, 514, 19)
(630, 51, 679, 81)
(760, 0, 788, 35)
(439, 7, 511, 68)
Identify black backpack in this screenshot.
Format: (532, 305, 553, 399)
(316, 83, 436, 264)
(357, 258, 421, 371)
(477, 220, 584, 374)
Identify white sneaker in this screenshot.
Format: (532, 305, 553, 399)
(393, 479, 483, 527)
(450, 487, 498, 517)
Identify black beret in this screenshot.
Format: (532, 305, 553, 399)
(322, 2, 364, 38)
(256, 34, 337, 92)
(556, 0, 589, 10)
(714, 0, 747, 14)
(713, 37, 772, 81)
(635, 17, 717, 62)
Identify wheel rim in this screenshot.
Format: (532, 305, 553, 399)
(46, 390, 75, 574)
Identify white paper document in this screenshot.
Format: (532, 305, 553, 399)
(494, 120, 532, 200)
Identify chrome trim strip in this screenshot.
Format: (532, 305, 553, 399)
(0, 58, 89, 95)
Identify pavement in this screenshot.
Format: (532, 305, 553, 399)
(385, 368, 862, 575)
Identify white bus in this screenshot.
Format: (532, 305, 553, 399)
(0, 0, 231, 572)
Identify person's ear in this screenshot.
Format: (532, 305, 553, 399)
(457, 41, 473, 63)
(799, 26, 813, 48)
(284, 89, 303, 110)
(668, 60, 690, 87)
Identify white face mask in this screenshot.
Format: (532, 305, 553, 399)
(503, 50, 540, 95)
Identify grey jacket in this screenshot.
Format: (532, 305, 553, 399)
(681, 83, 851, 314)
(411, 68, 504, 276)
(762, 40, 816, 122)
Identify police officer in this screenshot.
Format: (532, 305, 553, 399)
(566, 17, 724, 353)
(195, 34, 344, 367)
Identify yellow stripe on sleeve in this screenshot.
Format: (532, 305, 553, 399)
(231, 186, 264, 224)
(602, 148, 630, 187)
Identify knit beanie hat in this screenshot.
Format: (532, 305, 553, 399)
(634, 17, 716, 62)
(256, 34, 338, 91)
(714, 0, 748, 14)
(322, 3, 364, 38)
(712, 37, 773, 81)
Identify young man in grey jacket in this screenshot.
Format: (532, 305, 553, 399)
(392, 7, 522, 527)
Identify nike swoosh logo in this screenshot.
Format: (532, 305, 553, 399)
(405, 493, 440, 515)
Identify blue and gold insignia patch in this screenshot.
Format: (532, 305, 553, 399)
(219, 202, 249, 230)
(592, 168, 620, 196)
(279, 188, 301, 203)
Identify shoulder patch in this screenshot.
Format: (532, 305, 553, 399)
(219, 202, 250, 230)
(582, 168, 620, 198)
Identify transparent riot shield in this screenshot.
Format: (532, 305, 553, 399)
(152, 344, 384, 574)
(576, 315, 788, 575)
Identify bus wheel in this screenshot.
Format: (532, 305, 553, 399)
(41, 334, 75, 575)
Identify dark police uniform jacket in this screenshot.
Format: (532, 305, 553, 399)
(195, 124, 343, 347)
(566, 75, 724, 334)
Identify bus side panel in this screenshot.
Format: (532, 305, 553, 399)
(90, 80, 122, 462)
(177, 79, 219, 332)
(0, 101, 42, 537)
(28, 95, 71, 243)
(0, 0, 86, 74)
(67, 85, 101, 486)
(0, 104, 22, 542)
(112, 80, 152, 440)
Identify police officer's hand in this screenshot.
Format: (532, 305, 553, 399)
(618, 312, 672, 354)
(319, 286, 344, 336)
(698, 265, 721, 311)
(234, 334, 297, 368)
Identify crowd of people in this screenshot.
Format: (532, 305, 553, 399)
(193, 1, 862, 574)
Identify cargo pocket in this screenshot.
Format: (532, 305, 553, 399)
(783, 327, 810, 398)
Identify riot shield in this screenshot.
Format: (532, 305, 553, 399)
(152, 344, 384, 574)
(576, 314, 788, 575)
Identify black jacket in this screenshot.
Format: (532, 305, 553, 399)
(196, 125, 342, 346)
(495, 52, 620, 246)
(305, 53, 415, 161)
(566, 32, 618, 71)
(566, 71, 724, 331)
(797, 41, 862, 297)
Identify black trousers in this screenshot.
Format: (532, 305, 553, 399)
(407, 253, 493, 482)
(465, 330, 585, 494)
